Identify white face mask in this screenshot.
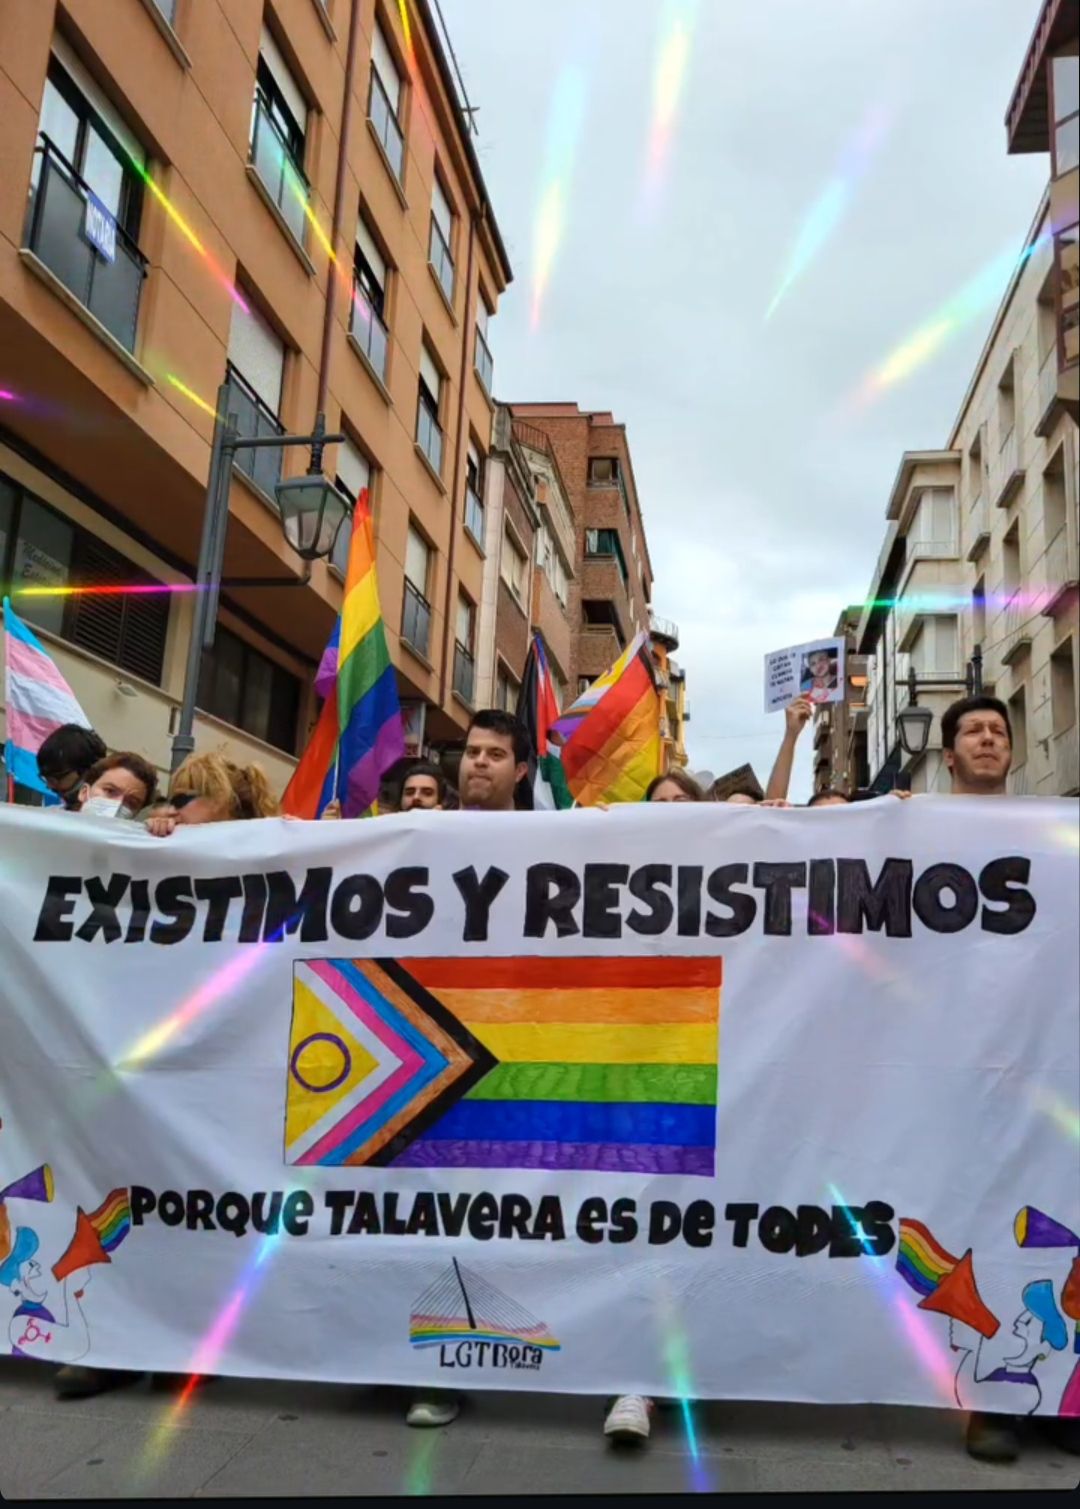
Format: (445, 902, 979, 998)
(81, 796, 134, 820)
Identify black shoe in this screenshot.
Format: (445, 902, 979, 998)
(1030, 1415, 1080, 1455)
(54, 1366, 142, 1401)
(965, 1411, 1021, 1464)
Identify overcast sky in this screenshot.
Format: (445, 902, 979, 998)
(440, 0, 1048, 799)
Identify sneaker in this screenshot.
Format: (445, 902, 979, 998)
(965, 1412, 1021, 1464)
(1030, 1415, 1080, 1455)
(54, 1366, 142, 1401)
(604, 1394, 653, 1444)
(406, 1392, 460, 1427)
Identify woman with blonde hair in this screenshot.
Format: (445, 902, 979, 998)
(145, 751, 279, 837)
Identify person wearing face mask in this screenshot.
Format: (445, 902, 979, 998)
(144, 752, 278, 836)
(35, 723, 107, 810)
(76, 753, 158, 819)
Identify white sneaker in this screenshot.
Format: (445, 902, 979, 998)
(406, 1393, 460, 1427)
(604, 1394, 652, 1442)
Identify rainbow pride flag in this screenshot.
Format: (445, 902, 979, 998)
(394, 956, 722, 1174)
(556, 632, 662, 806)
(88, 1189, 131, 1254)
(895, 1217, 958, 1297)
(282, 491, 403, 818)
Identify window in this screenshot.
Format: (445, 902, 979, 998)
(464, 440, 484, 542)
(911, 617, 959, 677)
(227, 299, 286, 498)
(1, 474, 169, 683)
(578, 676, 592, 697)
(402, 524, 432, 656)
(501, 530, 527, 604)
(474, 294, 494, 393)
(1008, 685, 1028, 771)
(251, 29, 309, 245)
(1051, 637, 1077, 740)
(416, 345, 443, 475)
(1056, 225, 1079, 367)
(997, 355, 1016, 442)
(26, 47, 148, 352)
(582, 599, 625, 646)
(351, 215, 389, 380)
(967, 427, 984, 497)
(429, 174, 455, 302)
(495, 662, 519, 713)
(368, 22, 404, 184)
(1003, 522, 1021, 597)
(588, 457, 619, 487)
(1044, 446, 1067, 547)
(585, 527, 629, 585)
(331, 438, 371, 575)
(454, 593, 476, 704)
(197, 625, 299, 752)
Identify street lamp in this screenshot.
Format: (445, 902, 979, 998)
(895, 645, 984, 759)
(170, 384, 347, 773)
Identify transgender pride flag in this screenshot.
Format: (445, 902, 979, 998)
(3, 596, 92, 800)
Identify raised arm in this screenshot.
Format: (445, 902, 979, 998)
(765, 696, 813, 801)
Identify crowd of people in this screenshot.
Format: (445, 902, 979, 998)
(17, 690, 1072, 1465)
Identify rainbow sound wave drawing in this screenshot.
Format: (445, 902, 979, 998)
(284, 956, 722, 1173)
(895, 1218, 959, 1298)
(90, 1189, 131, 1253)
(410, 1259, 560, 1351)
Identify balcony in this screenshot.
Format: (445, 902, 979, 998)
(992, 428, 1024, 509)
(464, 484, 484, 544)
(349, 277, 389, 385)
(249, 91, 309, 249)
(452, 641, 475, 705)
(1035, 348, 1066, 436)
(475, 325, 494, 396)
(1041, 527, 1080, 616)
(368, 70, 404, 186)
(429, 217, 454, 306)
(416, 402, 444, 478)
(1000, 589, 1033, 666)
(224, 364, 284, 500)
(401, 579, 431, 659)
(905, 535, 959, 567)
(966, 494, 990, 561)
(650, 613, 679, 650)
(23, 138, 148, 355)
(1053, 725, 1080, 795)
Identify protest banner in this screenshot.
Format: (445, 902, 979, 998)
(765, 637, 846, 712)
(0, 799, 1077, 1414)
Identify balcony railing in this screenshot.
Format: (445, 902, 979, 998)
(349, 277, 389, 383)
(1035, 348, 1063, 436)
(1053, 726, 1080, 795)
(650, 613, 680, 648)
(475, 326, 494, 394)
(906, 536, 959, 565)
(225, 364, 284, 500)
(452, 641, 475, 704)
(511, 418, 551, 456)
(464, 484, 484, 542)
(966, 494, 989, 560)
(368, 69, 404, 184)
(249, 91, 309, 248)
(401, 579, 431, 658)
(24, 137, 148, 353)
(429, 216, 454, 304)
(992, 427, 1024, 508)
(1042, 527, 1080, 615)
(416, 401, 444, 476)
(1000, 588, 1032, 665)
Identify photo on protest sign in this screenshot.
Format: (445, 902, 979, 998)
(764, 636, 846, 712)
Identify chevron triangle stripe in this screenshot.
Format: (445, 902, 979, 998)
(285, 959, 498, 1168)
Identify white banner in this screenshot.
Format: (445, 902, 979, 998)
(0, 799, 1077, 1415)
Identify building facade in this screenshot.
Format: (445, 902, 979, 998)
(811, 607, 869, 796)
(0, 0, 510, 794)
(649, 615, 689, 771)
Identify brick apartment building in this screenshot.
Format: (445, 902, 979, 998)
(0, 0, 511, 793)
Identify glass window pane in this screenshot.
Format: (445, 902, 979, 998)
(1053, 55, 1080, 123)
(82, 125, 124, 218)
(241, 651, 274, 743)
(13, 498, 74, 636)
(1056, 115, 1080, 177)
(39, 78, 80, 166)
(405, 527, 428, 590)
(0, 478, 15, 576)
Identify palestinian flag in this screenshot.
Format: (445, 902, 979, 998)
(516, 636, 573, 810)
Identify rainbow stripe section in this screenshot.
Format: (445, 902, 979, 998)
(895, 1218, 958, 1298)
(89, 1189, 131, 1254)
(394, 957, 721, 1175)
(410, 1319, 561, 1350)
(556, 633, 663, 806)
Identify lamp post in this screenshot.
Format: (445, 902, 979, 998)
(895, 643, 984, 760)
(170, 383, 348, 773)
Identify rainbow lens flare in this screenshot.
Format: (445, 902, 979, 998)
(530, 63, 588, 330)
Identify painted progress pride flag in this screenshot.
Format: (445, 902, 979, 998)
(284, 956, 723, 1175)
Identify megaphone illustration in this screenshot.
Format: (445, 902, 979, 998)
(1015, 1206, 1080, 1249)
(0, 1165, 54, 1205)
(51, 1209, 110, 1283)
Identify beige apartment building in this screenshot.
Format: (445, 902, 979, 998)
(837, 0, 1079, 797)
(0, 0, 510, 793)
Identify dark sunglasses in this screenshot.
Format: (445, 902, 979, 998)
(165, 793, 200, 811)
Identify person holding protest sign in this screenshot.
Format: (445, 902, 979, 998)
(75, 753, 158, 819)
(458, 710, 530, 812)
(807, 789, 850, 808)
(764, 695, 813, 802)
(644, 770, 705, 802)
(144, 752, 278, 836)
